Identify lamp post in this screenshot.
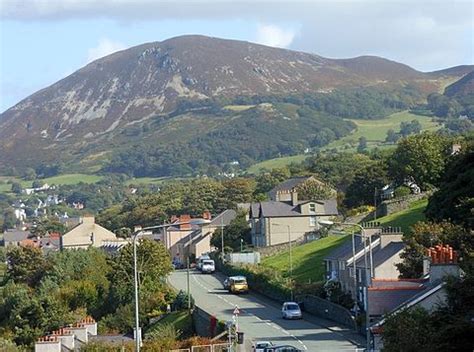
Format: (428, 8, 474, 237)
(318, 220, 371, 351)
(271, 223, 293, 301)
(132, 219, 210, 352)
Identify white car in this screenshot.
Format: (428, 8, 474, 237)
(253, 341, 273, 352)
(197, 255, 211, 270)
(281, 302, 302, 320)
(201, 259, 215, 273)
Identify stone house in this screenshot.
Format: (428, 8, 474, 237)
(250, 191, 338, 247)
(60, 216, 121, 250)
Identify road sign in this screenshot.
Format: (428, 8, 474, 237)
(233, 306, 240, 315)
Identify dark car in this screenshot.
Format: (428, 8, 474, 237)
(263, 345, 303, 352)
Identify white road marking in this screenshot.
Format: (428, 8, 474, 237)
(190, 272, 309, 350)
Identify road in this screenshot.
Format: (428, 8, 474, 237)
(169, 269, 361, 351)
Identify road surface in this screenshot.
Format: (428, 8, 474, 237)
(169, 269, 361, 351)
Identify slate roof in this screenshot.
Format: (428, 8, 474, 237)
(3, 229, 31, 243)
(325, 235, 377, 261)
(355, 241, 404, 269)
(210, 209, 237, 226)
(256, 198, 338, 218)
(368, 285, 427, 316)
(269, 176, 311, 194)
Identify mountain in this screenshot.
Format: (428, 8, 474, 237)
(0, 35, 471, 174)
(444, 70, 474, 98)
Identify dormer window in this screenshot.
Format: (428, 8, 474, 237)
(309, 203, 316, 214)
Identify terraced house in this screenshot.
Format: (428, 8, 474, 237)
(250, 177, 338, 247)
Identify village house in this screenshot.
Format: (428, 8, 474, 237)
(324, 225, 405, 302)
(163, 210, 237, 265)
(60, 216, 125, 250)
(2, 229, 31, 247)
(370, 244, 461, 350)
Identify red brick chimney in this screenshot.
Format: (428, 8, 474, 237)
(427, 244, 461, 283)
(179, 214, 192, 230)
(203, 211, 212, 220)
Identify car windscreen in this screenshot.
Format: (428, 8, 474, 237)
(203, 260, 214, 265)
(233, 279, 246, 284)
(286, 304, 299, 310)
(256, 343, 270, 348)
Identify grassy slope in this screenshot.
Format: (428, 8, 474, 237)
(145, 311, 193, 337)
(247, 154, 308, 173)
(248, 111, 441, 173)
(322, 111, 440, 151)
(377, 198, 428, 234)
(261, 235, 349, 283)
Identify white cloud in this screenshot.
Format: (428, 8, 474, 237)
(87, 38, 126, 63)
(255, 24, 296, 48)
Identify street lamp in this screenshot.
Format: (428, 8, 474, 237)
(132, 218, 210, 352)
(271, 223, 293, 301)
(318, 220, 371, 351)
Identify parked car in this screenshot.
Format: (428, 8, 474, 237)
(226, 276, 249, 294)
(253, 341, 273, 352)
(281, 302, 302, 320)
(263, 345, 302, 352)
(223, 277, 231, 290)
(197, 254, 211, 270)
(201, 259, 215, 273)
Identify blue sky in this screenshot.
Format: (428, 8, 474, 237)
(1, 0, 473, 113)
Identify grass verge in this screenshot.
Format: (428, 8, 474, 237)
(377, 198, 428, 234)
(261, 235, 349, 284)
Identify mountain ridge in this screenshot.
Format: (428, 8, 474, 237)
(0, 35, 472, 173)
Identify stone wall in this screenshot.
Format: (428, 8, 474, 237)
(257, 235, 312, 258)
(369, 192, 430, 219)
(192, 306, 225, 338)
(296, 294, 357, 330)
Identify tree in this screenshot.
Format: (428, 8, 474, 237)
(397, 221, 473, 278)
(344, 162, 389, 208)
(426, 149, 474, 228)
(22, 168, 36, 181)
(385, 129, 399, 143)
(388, 132, 449, 190)
(6, 246, 50, 287)
(357, 136, 367, 152)
(295, 178, 335, 200)
(382, 307, 435, 351)
(211, 211, 251, 252)
(31, 218, 67, 236)
(400, 120, 422, 137)
(218, 178, 256, 210)
(108, 239, 173, 311)
(11, 182, 22, 194)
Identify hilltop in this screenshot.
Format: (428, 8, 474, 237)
(0, 35, 471, 176)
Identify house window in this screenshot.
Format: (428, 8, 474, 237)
(357, 269, 363, 283)
(309, 203, 316, 214)
(349, 267, 355, 277)
(309, 216, 317, 227)
(338, 261, 346, 271)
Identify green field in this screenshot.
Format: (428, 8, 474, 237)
(261, 235, 349, 283)
(41, 173, 103, 185)
(322, 111, 441, 151)
(377, 198, 428, 234)
(247, 111, 441, 173)
(247, 154, 308, 174)
(0, 173, 103, 194)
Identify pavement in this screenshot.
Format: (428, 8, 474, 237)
(169, 269, 364, 351)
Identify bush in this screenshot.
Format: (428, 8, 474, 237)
(394, 186, 411, 198)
